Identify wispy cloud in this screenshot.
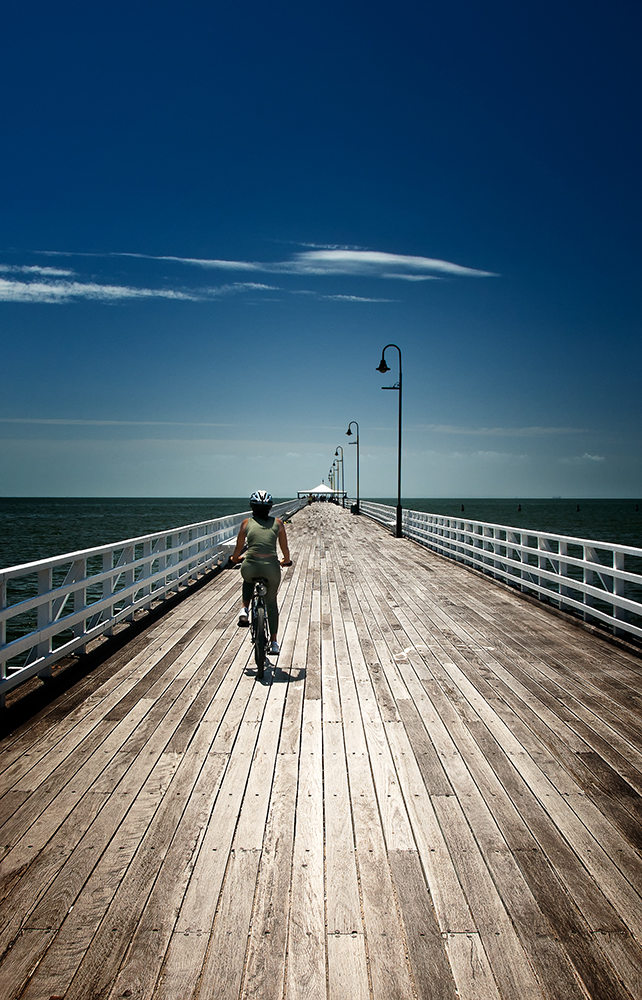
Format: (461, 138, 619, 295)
(0, 264, 75, 277)
(320, 294, 396, 302)
(473, 450, 528, 460)
(281, 250, 495, 279)
(0, 278, 200, 303)
(418, 424, 587, 437)
(268, 239, 369, 251)
(293, 290, 395, 302)
(3, 245, 493, 307)
(0, 277, 278, 304)
(36, 247, 496, 281)
(559, 453, 606, 464)
(0, 417, 234, 427)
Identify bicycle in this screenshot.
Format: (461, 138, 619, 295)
(250, 576, 270, 679)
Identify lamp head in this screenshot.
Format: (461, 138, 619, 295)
(346, 426, 352, 436)
(376, 358, 390, 373)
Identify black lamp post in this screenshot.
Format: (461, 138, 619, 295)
(346, 421, 360, 513)
(334, 446, 344, 504)
(376, 344, 403, 538)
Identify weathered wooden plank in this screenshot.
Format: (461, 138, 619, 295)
(338, 617, 414, 850)
(432, 793, 551, 1000)
(151, 683, 269, 1000)
(388, 850, 457, 1000)
(396, 698, 453, 795)
(18, 752, 180, 1000)
(444, 932, 502, 1000)
(241, 753, 298, 1000)
(285, 698, 325, 1000)
(327, 934, 370, 1000)
(0, 619, 235, 919)
(104, 749, 229, 1000)
(197, 847, 262, 1000)
(0, 616, 208, 791)
(439, 656, 642, 937)
(0, 930, 53, 1000)
(324, 721, 361, 935)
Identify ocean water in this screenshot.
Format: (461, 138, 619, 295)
(1, 496, 641, 571)
(390, 498, 642, 549)
(0, 497, 264, 570)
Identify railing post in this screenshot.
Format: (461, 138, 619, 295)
(506, 530, 518, 583)
(559, 540, 570, 612)
(164, 534, 174, 596)
(141, 539, 153, 609)
(614, 550, 627, 636)
(583, 545, 596, 622)
(519, 533, 529, 593)
(104, 550, 115, 637)
(178, 531, 187, 586)
(538, 536, 557, 603)
(0, 575, 6, 698)
(36, 567, 53, 678)
(72, 558, 88, 655)
(122, 545, 135, 622)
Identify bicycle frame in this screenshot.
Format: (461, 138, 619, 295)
(250, 577, 270, 678)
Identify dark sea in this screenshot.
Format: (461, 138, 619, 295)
(1, 496, 641, 570)
(371, 498, 642, 550)
(0, 498, 259, 569)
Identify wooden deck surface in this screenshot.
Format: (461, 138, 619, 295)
(1, 503, 642, 1000)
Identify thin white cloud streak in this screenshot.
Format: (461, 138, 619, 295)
(559, 453, 606, 464)
(388, 273, 441, 281)
(36, 247, 496, 280)
(416, 448, 528, 461)
(288, 241, 368, 251)
(0, 278, 278, 304)
(0, 264, 74, 276)
(318, 293, 396, 302)
(418, 424, 587, 437)
(0, 418, 234, 427)
(0, 278, 200, 304)
(285, 250, 495, 278)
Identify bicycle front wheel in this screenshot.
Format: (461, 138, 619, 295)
(254, 605, 267, 676)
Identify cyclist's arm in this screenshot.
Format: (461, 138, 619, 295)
(277, 519, 292, 565)
(230, 519, 249, 563)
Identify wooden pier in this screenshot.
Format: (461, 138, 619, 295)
(1, 503, 642, 1000)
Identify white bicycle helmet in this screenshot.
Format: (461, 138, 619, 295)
(250, 490, 273, 506)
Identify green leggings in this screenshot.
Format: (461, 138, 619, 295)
(241, 556, 281, 635)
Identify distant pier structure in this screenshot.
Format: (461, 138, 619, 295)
(1, 502, 642, 1000)
(297, 480, 347, 503)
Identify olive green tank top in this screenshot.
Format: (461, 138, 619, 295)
(245, 516, 280, 557)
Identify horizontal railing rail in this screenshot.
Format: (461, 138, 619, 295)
(360, 501, 642, 645)
(0, 499, 305, 703)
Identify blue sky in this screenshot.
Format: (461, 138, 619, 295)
(1, 0, 640, 498)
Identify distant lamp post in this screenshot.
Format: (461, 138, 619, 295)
(376, 344, 403, 538)
(346, 421, 360, 514)
(334, 446, 344, 504)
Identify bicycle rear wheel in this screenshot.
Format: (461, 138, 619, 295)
(253, 604, 267, 677)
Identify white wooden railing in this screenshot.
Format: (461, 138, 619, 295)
(359, 501, 642, 645)
(0, 499, 305, 704)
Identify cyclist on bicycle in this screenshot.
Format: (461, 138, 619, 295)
(230, 490, 292, 654)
